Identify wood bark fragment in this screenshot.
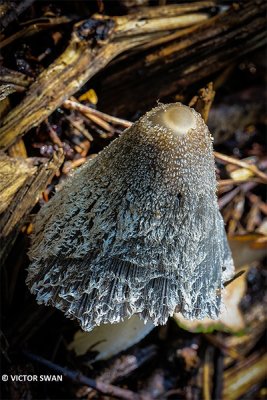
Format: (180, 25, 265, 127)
(0, 3, 226, 149)
(0, 67, 33, 88)
(0, 16, 71, 50)
(0, 67, 34, 101)
(0, 0, 36, 32)
(0, 36, 148, 144)
(99, 0, 266, 115)
(8, 139, 28, 158)
(114, 12, 208, 36)
(189, 82, 215, 124)
(136, 2, 216, 18)
(0, 154, 36, 215)
(223, 353, 267, 400)
(0, 150, 64, 263)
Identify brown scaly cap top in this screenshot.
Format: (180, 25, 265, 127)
(27, 103, 234, 331)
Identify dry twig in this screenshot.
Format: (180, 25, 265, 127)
(214, 152, 267, 183)
(23, 351, 150, 400)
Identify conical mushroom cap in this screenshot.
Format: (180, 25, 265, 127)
(27, 103, 234, 331)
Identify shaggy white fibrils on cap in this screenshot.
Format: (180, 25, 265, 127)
(27, 103, 234, 332)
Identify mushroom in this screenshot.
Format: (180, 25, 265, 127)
(69, 315, 155, 361)
(27, 103, 234, 332)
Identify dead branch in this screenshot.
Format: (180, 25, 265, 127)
(214, 152, 267, 183)
(0, 67, 33, 88)
(23, 351, 149, 400)
(0, 16, 71, 50)
(99, 1, 266, 115)
(63, 98, 132, 128)
(135, 2, 216, 19)
(0, 67, 34, 101)
(0, 150, 64, 263)
(0, 5, 211, 150)
(188, 82, 215, 123)
(223, 352, 267, 400)
(0, 0, 36, 32)
(0, 154, 36, 215)
(2, 2, 263, 149)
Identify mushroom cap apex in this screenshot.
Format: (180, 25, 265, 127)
(159, 104, 197, 137)
(143, 103, 201, 142)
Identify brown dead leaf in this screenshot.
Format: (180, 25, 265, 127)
(229, 233, 267, 267)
